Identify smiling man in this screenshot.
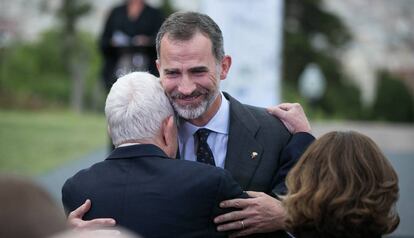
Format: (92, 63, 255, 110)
(68, 12, 314, 237)
(153, 12, 314, 237)
(157, 30, 228, 127)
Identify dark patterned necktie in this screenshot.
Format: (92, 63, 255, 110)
(195, 128, 216, 166)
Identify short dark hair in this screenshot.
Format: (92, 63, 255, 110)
(284, 131, 400, 238)
(156, 11, 225, 62)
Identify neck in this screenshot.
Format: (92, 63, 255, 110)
(188, 93, 222, 127)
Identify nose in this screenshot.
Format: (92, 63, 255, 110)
(177, 75, 196, 95)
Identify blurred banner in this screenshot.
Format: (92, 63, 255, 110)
(200, 0, 284, 106)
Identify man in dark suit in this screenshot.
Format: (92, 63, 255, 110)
(68, 12, 314, 237)
(154, 12, 314, 237)
(62, 72, 249, 237)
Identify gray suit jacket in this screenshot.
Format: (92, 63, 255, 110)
(223, 92, 314, 196)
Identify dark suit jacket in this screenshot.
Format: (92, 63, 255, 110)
(223, 92, 315, 196)
(62, 144, 248, 238)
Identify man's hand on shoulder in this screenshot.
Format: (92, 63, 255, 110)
(267, 103, 311, 134)
(214, 191, 287, 237)
(68, 199, 116, 229)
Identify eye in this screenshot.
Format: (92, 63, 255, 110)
(191, 70, 207, 77)
(194, 72, 205, 77)
(165, 71, 180, 78)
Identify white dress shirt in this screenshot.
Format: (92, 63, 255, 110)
(178, 93, 230, 168)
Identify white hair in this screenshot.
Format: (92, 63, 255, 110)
(105, 72, 174, 146)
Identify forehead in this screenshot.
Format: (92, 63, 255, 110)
(159, 32, 215, 65)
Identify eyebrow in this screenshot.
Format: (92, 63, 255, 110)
(188, 66, 209, 73)
(164, 68, 180, 74)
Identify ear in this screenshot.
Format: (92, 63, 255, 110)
(161, 115, 178, 158)
(156, 59, 161, 74)
(219, 55, 232, 80)
(107, 126, 114, 147)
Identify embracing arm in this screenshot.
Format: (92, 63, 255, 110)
(214, 103, 314, 237)
(267, 103, 311, 134)
(67, 199, 116, 229)
(62, 180, 116, 229)
(215, 191, 287, 237)
(268, 103, 315, 196)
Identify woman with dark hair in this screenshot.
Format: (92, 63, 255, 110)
(284, 131, 399, 238)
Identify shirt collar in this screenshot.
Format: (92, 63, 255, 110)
(117, 142, 140, 148)
(178, 92, 230, 141)
(106, 144, 169, 160)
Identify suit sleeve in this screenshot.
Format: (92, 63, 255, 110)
(212, 169, 249, 217)
(272, 132, 315, 196)
(61, 179, 78, 216)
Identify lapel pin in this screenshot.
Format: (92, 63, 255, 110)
(251, 152, 258, 159)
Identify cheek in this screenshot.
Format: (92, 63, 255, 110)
(207, 74, 219, 88)
(161, 79, 175, 93)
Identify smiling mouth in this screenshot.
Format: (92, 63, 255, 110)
(171, 91, 206, 104)
(178, 94, 202, 101)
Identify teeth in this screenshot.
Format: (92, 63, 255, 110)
(178, 95, 200, 100)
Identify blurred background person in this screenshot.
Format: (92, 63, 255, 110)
(100, 0, 164, 151)
(284, 131, 399, 238)
(100, 0, 164, 92)
(0, 174, 67, 238)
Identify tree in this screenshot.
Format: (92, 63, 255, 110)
(161, 0, 175, 16)
(56, 0, 92, 112)
(372, 71, 414, 122)
(283, 0, 362, 119)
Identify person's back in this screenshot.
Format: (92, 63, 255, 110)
(283, 131, 400, 238)
(63, 146, 245, 237)
(62, 72, 247, 237)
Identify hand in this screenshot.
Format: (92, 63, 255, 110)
(214, 191, 287, 237)
(132, 35, 152, 46)
(267, 103, 311, 134)
(67, 199, 116, 229)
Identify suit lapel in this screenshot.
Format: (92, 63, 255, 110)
(223, 93, 263, 189)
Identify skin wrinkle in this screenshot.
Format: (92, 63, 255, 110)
(157, 32, 228, 126)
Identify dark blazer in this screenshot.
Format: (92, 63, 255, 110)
(62, 144, 248, 238)
(223, 92, 315, 196)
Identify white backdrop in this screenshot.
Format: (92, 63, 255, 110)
(200, 0, 284, 107)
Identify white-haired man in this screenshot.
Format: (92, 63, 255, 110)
(62, 72, 249, 237)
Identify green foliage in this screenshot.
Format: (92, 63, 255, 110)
(282, 0, 365, 120)
(57, 0, 92, 34)
(319, 80, 362, 119)
(0, 29, 103, 110)
(283, 0, 351, 83)
(371, 71, 414, 122)
(282, 78, 363, 120)
(161, 0, 176, 17)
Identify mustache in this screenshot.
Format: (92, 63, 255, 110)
(170, 89, 209, 100)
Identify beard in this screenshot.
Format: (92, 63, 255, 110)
(169, 87, 220, 120)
